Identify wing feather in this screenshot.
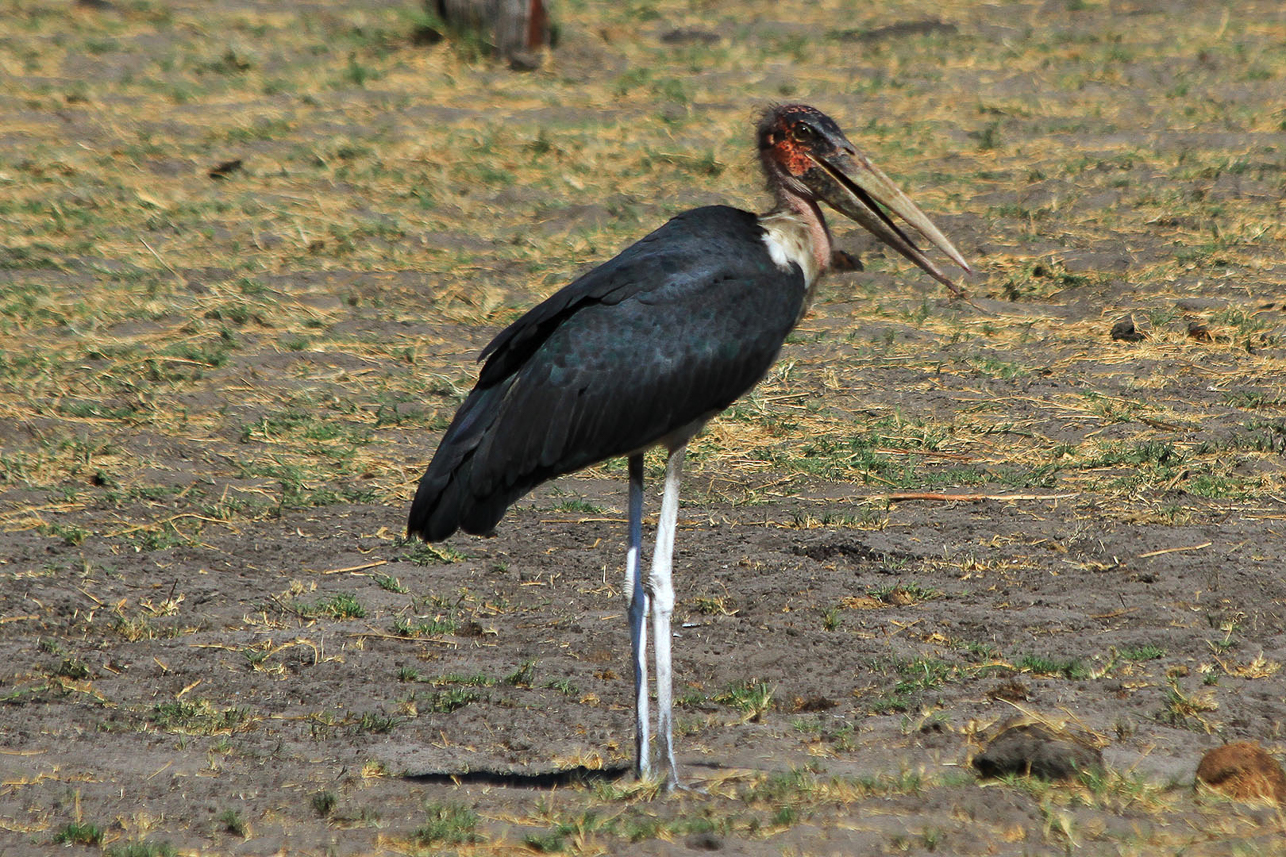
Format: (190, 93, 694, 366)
(408, 205, 809, 541)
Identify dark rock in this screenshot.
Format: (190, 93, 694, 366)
(973, 718, 1103, 781)
(1110, 316, 1146, 342)
(830, 249, 863, 272)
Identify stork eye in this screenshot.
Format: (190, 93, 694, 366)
(793, 123, 818, 144)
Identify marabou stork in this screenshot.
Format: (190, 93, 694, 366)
(407, 104, 970, 789)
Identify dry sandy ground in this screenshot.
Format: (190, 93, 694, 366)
(2, 0, 1286, 854)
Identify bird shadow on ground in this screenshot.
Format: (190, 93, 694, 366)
(404, 764, 632, 789)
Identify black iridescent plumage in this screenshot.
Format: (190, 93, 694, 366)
(407, 206, 804, 541)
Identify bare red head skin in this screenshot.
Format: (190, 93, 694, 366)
(754, 104, 972, 296)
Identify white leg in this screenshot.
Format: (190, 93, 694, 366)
(648, 444, 686, 790)
(624, 454, 650, 779)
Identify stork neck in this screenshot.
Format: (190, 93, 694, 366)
(759, 193, 832, 292)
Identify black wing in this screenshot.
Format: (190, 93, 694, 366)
(407, 206, 807, 541)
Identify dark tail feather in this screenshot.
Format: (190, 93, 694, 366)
(408, 454, 474, 542)
(406, 380, 529, 542)
(408, 385, 493, 542)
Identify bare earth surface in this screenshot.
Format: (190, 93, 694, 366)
(2, 0, 1286, 854)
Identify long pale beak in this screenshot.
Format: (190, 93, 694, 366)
(808, 150, 971, 296)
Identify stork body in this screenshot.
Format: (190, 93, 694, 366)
(408, 105, 970, 789)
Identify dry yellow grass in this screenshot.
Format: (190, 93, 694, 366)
(2, 0, 1286, 854)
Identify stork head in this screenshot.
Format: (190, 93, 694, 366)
(757, 104, 971, 294)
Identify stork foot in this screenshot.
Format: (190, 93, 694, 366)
(661, 776, 706, 796)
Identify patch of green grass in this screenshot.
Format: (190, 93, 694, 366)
(1197, 419, 1286, 455)
(865, 655, 990, 714)
(1222, 391, 1281, 410)
(1086, 440, 1183, 469)
(1185, 472, 1250, 500)
(776, 433, 901, 482)
(550, 497, 605, 514)
(416, 669, 496, 687)
(413, 803, 481, 847)
(424, 687, 482, 713)
(166, 336, 235, 368)
(310, 790, 337, 818)
(233, 458, 377, 511)
(504, 660, 536, 687)
(374, 573, 407, 593)
(523, 830, 567, 853)
(218, 809, 246, 836)
(126, 524, 189, 552)
(151, 699, 250, 735)
(43, 521, 90, 545)
(958, 640, 1000, 662)
(868, 581, 941, 605)
(52, 820, 104, 846)
(52, 657, 91, 680)
(520, 809, 616, 851)
(743, 765, 821, 806)
(1120, 644, 1165, 661)
(352, 710, 400, 734)
(544, 677, 578, 696)
(1014, 654, 1089, 680)
(714, 679, 774, 722)
(295, 592, 367, 620)
(968, 355, 1030, 379)
(893, 657, 956, 694)
(239, 411, 312, 442)
(335, 53, 383, 88)
(618, 813, 664, 843)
